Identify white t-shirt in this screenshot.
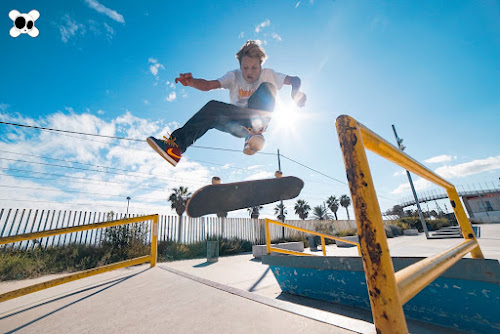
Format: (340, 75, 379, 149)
(217, 68, 287, 108)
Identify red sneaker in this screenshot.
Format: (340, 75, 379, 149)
(147, 135, 182, 166)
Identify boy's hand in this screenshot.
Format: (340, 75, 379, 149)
(292, 90, 307, 108)
(175, 73, 193, 86)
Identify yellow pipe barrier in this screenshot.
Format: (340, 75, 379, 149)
(395, 239, 478, 305)
(336, 115, 486, 333)
(358, 122, 483, 258)
(358, 124, 454, 189)
(0, 256, 151, 303)
(336, 115, 407, 333)
(0, 214, 159, 302)
(264, 219, 360, 256)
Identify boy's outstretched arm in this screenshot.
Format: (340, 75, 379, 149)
(175, 73, 221, 91)
(284, 75, 307, 107)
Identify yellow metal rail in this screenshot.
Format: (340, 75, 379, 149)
(265, 218, 360, 256)
(336, 115, 484, 333)
(0, 214, 159, 303)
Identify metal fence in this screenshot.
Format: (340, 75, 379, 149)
(0, 208, 357, 250)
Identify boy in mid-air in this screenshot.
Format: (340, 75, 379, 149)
(147, 40, 307, 166)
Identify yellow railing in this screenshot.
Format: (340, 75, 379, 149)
(0, 214, 159, 303)
(265, 218, 360, 256)
(336, 115, 484, 334)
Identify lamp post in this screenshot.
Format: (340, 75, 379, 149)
(391, 125, 429, 238)
(126, 196, 131, 217)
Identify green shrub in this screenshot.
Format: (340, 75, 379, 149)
(335, 228, 357, 237)
(395, 217, 451, 232)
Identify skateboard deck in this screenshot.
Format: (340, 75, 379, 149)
(186, 176, 304, 218)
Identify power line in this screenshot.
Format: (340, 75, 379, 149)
(1, 120, 398, 202)
(0, 157, 207, 187)
(0, 121, 276, 155)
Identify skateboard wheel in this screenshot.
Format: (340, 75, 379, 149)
(275, 171, 283, 178)
(212, 176, 221, 185)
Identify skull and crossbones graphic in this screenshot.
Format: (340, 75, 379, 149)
(9, 10, 40, 38)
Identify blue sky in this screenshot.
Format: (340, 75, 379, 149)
(1, 0, 499, 220)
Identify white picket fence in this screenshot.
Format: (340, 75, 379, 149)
(0, 208, 357, 250)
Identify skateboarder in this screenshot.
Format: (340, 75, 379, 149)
(147, 40, 307, 166)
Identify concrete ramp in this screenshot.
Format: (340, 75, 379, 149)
(0, 264, 356, 334)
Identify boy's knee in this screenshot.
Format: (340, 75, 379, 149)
(259, 82, 276, 94)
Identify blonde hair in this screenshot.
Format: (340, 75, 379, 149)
(236, 40, 268, 65)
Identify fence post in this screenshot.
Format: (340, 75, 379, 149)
(150, 215, 158, 267)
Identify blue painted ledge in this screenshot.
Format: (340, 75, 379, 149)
(262, 255, 499, 334)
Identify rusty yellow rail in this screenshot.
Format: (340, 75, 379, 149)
(336, 115, 484, 334)
(0, 214, 159, 303)
(265, 218, 360, 256)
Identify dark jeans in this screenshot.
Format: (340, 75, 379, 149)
(171, 82, 276, 153)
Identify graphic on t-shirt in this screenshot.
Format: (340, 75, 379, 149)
(238, 89, 255, 100)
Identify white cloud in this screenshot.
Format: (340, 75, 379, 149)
(391, 156, 500, 194)
(59, 14, 86, 43)
(434, 156, 500, 179)
(271, 33, 282, 41)
(295, 2, 301, 8)
(424, 155, 455, 164)
(238, 32, 245, 39)
(165, 92, 177, 102)
(391, 178, 431, 194)
(148, 58, 165, 79)
(255, 19, 271, 33)
(84, 0, 125, 23)
(0, 109, 213, 214)
(393, 170, 406, 177)
(244, 171, 274, 181)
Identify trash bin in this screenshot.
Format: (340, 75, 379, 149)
(207, 240, 219, 262)
(308, 235, 320, 251)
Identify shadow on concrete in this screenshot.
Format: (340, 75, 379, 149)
(2, 268, 150, 333)
(247, 267, 270, 292)
(193, 261, 217, 268)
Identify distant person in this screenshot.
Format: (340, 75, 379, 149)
(147, 40, 306, 166)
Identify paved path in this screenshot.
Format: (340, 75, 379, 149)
(1, 224, 497, 333)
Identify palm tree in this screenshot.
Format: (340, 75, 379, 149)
(326, 196, 339, 220)
(340, 194, 351, 220)
(168, 186, 192, 241)
(274, 203, 287, 221)
(294, 199, 310, 220)
(312, 204, 331, 220)
(247, 205, 263, 219)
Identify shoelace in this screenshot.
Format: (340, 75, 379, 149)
(162, 132, 179, 148)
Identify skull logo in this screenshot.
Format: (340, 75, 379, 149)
(9, 10, 40, 38)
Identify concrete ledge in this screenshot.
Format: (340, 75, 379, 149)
(252, 242, 304, 258)
(336, 236, 359, 248)
(403, 229, 419, 236)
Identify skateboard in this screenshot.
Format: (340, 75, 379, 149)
(186, 176, 304, 218)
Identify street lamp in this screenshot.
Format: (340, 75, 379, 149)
(126, 196, 131, 217)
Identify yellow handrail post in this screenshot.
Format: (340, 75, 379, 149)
(446, 187, 484, 259)
(321, 236, 326, 256)
(150, 214, 159, 267)
(265, 219, 271, 254)
(336, 115, 408, 333)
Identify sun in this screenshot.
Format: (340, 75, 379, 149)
(271, 96, 303, 133)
